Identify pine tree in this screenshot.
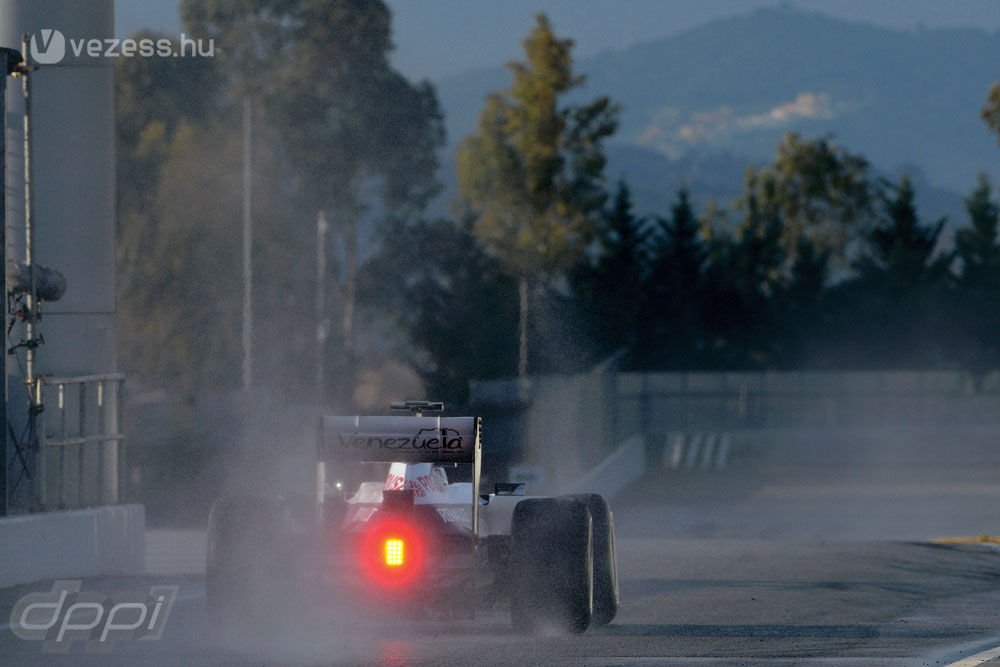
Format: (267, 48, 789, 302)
(775, 238, 831, 367)
(954, 174, 1000, 383)
(843, 175, 951, 367)
(956, 174, 1000, 287)
(855, 176, 949, 292)
(573, 181, 648, 359)
(639, 188, 705, 368)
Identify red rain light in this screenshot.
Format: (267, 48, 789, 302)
(357, 517, 425, 587)
(384, 538, 405, 567)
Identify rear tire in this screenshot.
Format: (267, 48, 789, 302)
(510, 496, 593, 634)
(567, 494, 619, 626)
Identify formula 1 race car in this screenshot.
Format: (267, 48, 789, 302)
(206, 401, 619, 634)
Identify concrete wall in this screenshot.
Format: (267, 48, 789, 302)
(619, 370, 1000, 434)
(524, 372, 607, 491)
(473, 358, 622, 492)
(0, 504, 144, 588)
(564, 435, 645, 500)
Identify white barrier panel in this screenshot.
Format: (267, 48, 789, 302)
(664, 432, 733, 470)
(564, 435, 645, 500)
(0, 504, 144, 588)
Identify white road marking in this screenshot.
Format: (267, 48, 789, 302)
(946, 644, 1000, 666)
(580, 659, 912, 665)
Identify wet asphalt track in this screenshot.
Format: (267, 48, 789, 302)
(5, 426, 1000, 665)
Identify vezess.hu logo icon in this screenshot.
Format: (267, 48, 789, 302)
(29, 28, 66, 65)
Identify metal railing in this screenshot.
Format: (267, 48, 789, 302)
(35, 373, 125, 509)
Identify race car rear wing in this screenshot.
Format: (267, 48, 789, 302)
(315, 413, 483, 533)
(318, 415, 481, 464)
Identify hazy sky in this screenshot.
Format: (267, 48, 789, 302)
(116, 0, 1000, 81)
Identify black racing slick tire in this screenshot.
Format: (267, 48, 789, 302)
(205, 495, 294, 633)
(510, 496, 593, 634)
(567, 493, 619, 626)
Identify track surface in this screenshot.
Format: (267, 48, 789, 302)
(4, 427, 1000, 666)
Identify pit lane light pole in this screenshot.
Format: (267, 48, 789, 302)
(0, 47, 25, 517)
(20, 35, 36, 386)
(316, 211, 328, 405)
(241, 96, 253, 391)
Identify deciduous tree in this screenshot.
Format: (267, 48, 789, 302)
(982, 82, 1000, 143)
(457, 13, 618, 377)
(747, 132, 873, 265)
(182, 0, 444, 395)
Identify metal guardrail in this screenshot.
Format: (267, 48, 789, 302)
(35, 373, 124, 509)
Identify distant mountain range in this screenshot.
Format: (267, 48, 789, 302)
(431, 5, 1000, 230)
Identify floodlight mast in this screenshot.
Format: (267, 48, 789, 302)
(0, 46, 25, 517)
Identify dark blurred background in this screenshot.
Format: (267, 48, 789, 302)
(113, 1, 1000, 526)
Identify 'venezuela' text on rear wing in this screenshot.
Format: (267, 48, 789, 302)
(318, 415, 482, 464)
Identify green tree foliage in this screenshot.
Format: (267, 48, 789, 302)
(774, 238, 832, 367)
(115, 37, 251, 395)
(832, 176, 951, 367)
(457, 13, 618, 376)
(953, 174, 1000, 379)
(573, 182, 649, 360)
(116, 32, 221, 291)
(701, 184, 787, 367)
(115, 11, 1000, 401)
(117, 97, 306, 395)
(127, 122, 244, 392)
(181, 0, 443, 391)
(638, 188, 706, 368)
(982, 82, 1000, 143)
(205, 0, 447, 215)
(359, 218, 517, 405)
(956, 174, 1000, 287)
(746, 133, 874, 265)
(264, 0, 445, 367)
(691, 133, 869, 368)
(854, 176, 950, 291)
(119, 3, 443, 401)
